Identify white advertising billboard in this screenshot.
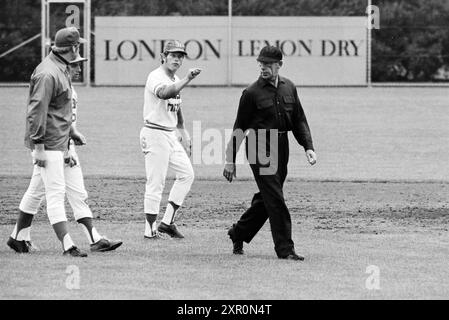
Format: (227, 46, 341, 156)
(95, 16, 367, 86)
(232, 17, 367, 86)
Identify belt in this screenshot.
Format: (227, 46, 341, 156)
(144, 122, 175, 132)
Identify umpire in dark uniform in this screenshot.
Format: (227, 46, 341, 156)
(223, 45, 317, 261)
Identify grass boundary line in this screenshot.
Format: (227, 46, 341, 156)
(1, 174, 448, 185)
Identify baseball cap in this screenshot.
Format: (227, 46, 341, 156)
(53, 27, 87, 48)
(69, 52, 88, 64)
(163, 40, 187, 55)
(257, 45, 283, 63)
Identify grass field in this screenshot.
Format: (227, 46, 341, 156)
(1, 86, 448, 181)
(0, 86, 448, 300)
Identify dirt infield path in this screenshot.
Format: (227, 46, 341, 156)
(1, 176, 448, 233)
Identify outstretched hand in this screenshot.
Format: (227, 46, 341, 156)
(188, 68, 202, 80)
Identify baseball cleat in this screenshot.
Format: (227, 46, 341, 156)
(227, 225, 244, 255)
(7, 237, 30, 253)
(144, 231, 168, 240)
(25, 241, 39, 252)
(90, 238, 123, 252)
(279, 252, 304, 261)
(63, 246, 88, 257)
(157, 222, 184, 239)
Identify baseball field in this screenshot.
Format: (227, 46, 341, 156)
(0, 86, 448, 300)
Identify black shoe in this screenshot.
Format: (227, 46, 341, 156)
(157, 222, 184, 239)
(90, 238, 123, 252)
(279, 252, 304, 261)
(63, 246, 88, 257)
(7, 237, 30, 253)
(227, 225, 244, 255)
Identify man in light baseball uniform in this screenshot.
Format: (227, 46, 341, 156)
(140, 40, 201, 239)
(9, 53, 123, 253)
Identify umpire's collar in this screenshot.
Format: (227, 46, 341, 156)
(257, 75, 285, 88)
(49, 51, 70, 72)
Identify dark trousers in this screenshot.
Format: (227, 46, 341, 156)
(233, 133, 294, 257)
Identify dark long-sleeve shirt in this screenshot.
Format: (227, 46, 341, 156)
(24, 52, 73, 151)
(225, 76, 314, 163)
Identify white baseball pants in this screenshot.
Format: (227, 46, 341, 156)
(19, 150, 92, 224)
(140, 127, 194, 214)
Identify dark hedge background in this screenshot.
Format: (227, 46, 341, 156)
(1, 0, 448, 82)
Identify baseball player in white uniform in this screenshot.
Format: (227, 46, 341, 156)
(140, 40, 202, 239)
(9, 53, 122, 253)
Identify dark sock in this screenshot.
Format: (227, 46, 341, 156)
(52, 221, 75, 251)
(77, 217, 94, 243)
(145, 214, 158, 236)
(52, 221, 69, 241)
(145, 214, 157, 226)
(13, 210, 34, 239)
(168, 201, 180, 224)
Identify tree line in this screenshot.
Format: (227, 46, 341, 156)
(0, 0, 448, 82)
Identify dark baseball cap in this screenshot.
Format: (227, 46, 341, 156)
(54, 27, 87, 48)
(163, 40, 187, 55)
(257, 45, 283, 63)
